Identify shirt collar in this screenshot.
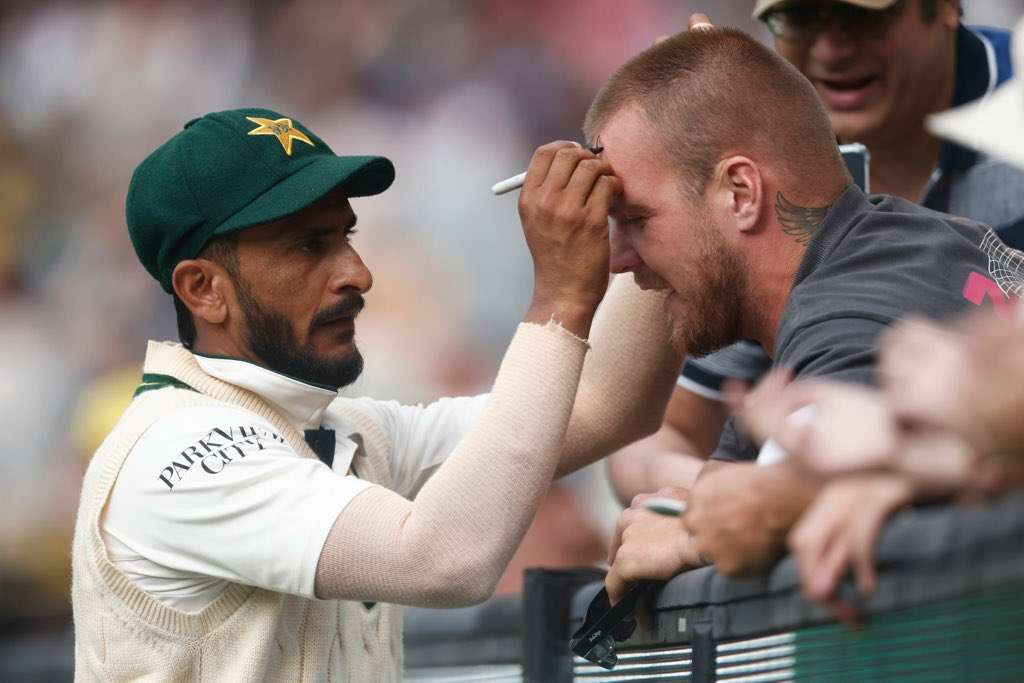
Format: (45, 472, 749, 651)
(193, 353, 338, 432)
(939, 25, 997, 173)
(790, 184, 871, 289)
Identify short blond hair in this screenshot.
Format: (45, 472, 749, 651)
(584, 28, 847, 200)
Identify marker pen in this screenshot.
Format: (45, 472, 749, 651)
(491, 145, 604, 195)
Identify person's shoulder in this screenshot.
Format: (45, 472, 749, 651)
(965, 25, 1011, 51)
(861, 195, 997, 265)
(823, 195, 993, 286)
(865, 193, 985, 229)
(885, 193, 988, 238)
(779, 202, 993, 347)
(965, 25, 1013, 81)
(946, 154, 1024, 231)
(956, 24, 1012, 95)
(126, 403, 291, 492)
(323, 395, 405, 454)
(328, 394, 487, 426)
(140, 403, 282, 444)
(968, 24, 1011, 41)
(327, 393, 488, 444)
(327, 395, 399, 428)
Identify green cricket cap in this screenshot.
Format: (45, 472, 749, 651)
(126, 107, 395, 293)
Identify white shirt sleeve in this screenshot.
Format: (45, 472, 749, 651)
(103, 405, 372, 600)
(338, 394, 489, 499)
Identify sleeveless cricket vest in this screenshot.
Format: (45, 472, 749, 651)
(71, 341, 403, 681)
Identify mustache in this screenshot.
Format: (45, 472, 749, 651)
(310, 293, 365, 327)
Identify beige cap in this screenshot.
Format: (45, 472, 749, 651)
(753, 0, 898, 19)
(927, 15, 1024, 170)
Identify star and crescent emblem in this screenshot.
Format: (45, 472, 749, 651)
(245, 116, 315, 156)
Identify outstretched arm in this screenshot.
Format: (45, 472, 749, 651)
(315, 141, 623, 607)
(316, 320, 590, 607)
(556, 274, 685, 477)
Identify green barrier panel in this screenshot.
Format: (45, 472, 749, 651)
(794, 584, 1024, 682)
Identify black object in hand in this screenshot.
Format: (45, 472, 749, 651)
(570, 582, 655, 670)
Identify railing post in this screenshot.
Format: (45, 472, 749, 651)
(522, 567, 606, 683)
(689, 616, 715, 683)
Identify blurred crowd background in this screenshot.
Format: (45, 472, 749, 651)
(1, 0, 1022, 645)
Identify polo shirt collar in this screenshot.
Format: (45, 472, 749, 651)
(194, 352, 338, 432)
(939, 25, 998, 173)
(141, 341, 363, 473)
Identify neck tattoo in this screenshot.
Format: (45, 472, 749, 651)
(776, 192, 830, 245)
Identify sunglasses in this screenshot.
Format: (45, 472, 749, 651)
(570, 582, 660, 670)
(762, 1, 906, 42)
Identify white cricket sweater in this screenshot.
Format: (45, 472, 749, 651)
(71, 341, 403, 682)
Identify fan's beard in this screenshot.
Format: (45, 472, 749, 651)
(234, 277, 365, 389)
(666, 220, 746, 358)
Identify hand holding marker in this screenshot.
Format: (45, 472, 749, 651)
(642, 498, 687, 517)
(491, 145, 603, 195)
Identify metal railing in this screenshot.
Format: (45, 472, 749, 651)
(404, 493, 1024, 682)
(9, 495, 1019, 680)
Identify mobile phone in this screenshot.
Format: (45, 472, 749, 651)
(840, 142, 871, 193)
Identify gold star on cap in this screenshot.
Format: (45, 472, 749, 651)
(245, 116, 315, 156)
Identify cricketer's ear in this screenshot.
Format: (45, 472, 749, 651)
(171, 259, 233, 326)
(710, 156, 763, 236)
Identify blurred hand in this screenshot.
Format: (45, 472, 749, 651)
(688, 13, 714, 31)
(787, 473, 915, 614)
(888, 428, 976, 498)
(880, 317, 973, 437)
(653, 13, 715, 46)
(783, 383, 897, 476)
(970, 456, 1024, 497)
(867, 427, 1023, 502)
(723, 369, 794, 445)
(730, 369, 990, 498)
(518, 141, 620, 337)
(881, 312, 1024, 458)
(605, 487, 701, 605)
(685, 463, 818, 575)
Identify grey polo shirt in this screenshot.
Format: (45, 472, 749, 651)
(711, 184, 1010, 463)
(679, 23, 1023, 405)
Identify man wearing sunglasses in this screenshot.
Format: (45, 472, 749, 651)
(759, 0, 1021, 239)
